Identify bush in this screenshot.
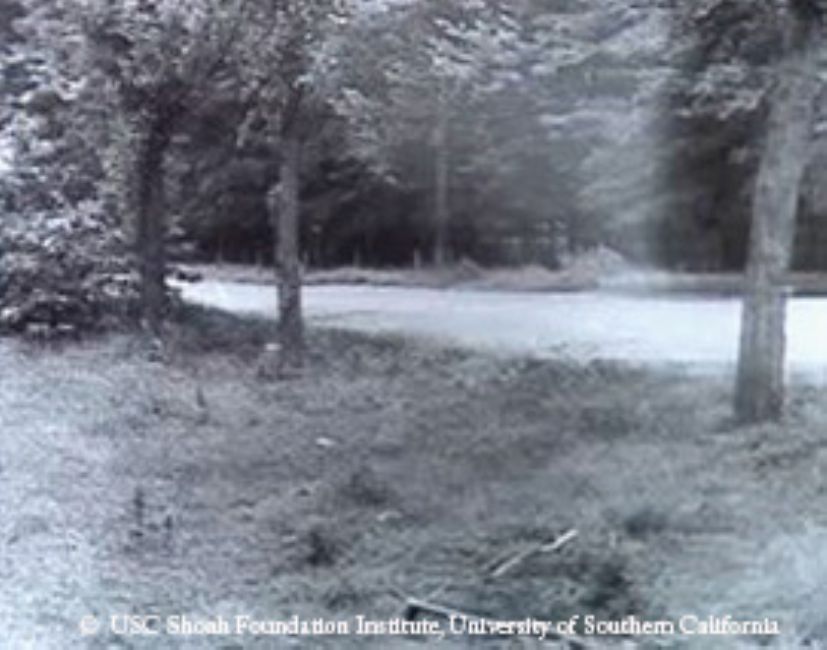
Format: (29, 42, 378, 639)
(0, 206, 140, 337)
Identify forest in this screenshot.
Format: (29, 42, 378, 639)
(2, 0, 827, 647)
(4, 0, 827, 274)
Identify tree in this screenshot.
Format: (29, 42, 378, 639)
(335, 0, 680, 267)
(337, 0, 538, 265)
(0, 0, 140, 336)
(235, 0, 353, 373)
(80, 0, 246, 335)
(734, 0, 824, 422)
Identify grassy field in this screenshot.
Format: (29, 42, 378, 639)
(2, 308, 826, 648)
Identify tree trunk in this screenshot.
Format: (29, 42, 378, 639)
(273, 133, 304, 373)
(135, 125, 170, 337)
(734, 11, 821, 423)
(433, 100, 450, 267)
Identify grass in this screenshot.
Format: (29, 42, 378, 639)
(0, 307, 825, 648)
(183, 262, 827, 296)
(181, 261, 602, 292)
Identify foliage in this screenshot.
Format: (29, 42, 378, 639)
(0, 0, 137, 336)
(6, 0, 827, 335)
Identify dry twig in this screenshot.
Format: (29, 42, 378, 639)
(488, 529, 578, 578)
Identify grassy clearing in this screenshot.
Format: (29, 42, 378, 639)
(1, 308, 826, 648)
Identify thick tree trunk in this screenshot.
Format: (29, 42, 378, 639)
(273, 133, 304, 373)
(433, 104, 450, 267)
(734, 12, 821, 423)
(135, 125, 170, 337)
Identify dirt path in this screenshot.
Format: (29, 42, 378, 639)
(178, 279, 827, 377)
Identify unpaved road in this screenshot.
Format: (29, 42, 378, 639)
(179, 280, 827, 377)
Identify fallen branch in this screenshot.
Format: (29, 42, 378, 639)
(489, 528, 578, 578)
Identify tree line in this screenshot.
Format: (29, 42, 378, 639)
(1, 0, 826, 421)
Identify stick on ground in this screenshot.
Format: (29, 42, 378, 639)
(489, 528, 578, 578)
